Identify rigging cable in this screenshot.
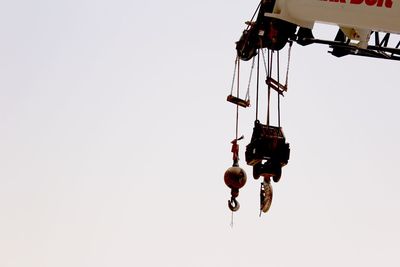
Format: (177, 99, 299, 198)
(256, 50, 260, 121)
(229, 56, 239, 96)
(245, 56, 256, 103)
(245, 1, 262, 31)
(267, 50, 273, 126)
(235, 58, 240, 140)
(285, 41, 293, 90)
(261, 49, 269, 124)
(277, 50, 281, 127)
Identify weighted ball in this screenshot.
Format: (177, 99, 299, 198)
(224, 166, 247, 190)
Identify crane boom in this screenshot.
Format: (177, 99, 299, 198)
(270, 0, 400, 34)
(236, 0, 400, 61)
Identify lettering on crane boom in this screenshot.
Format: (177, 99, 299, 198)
(321, 0, 393, 8)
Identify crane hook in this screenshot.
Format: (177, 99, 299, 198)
(228, 197, 240, 212)
(260, 179, 273, 215)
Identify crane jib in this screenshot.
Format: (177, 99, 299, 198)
(320, 0, 393, 8)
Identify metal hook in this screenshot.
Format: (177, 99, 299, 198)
(228, 197, 240, 212)
(260, 180, 273, 215)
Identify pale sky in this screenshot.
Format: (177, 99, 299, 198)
(1, 1, 400, 266)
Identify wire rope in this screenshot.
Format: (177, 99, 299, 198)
(277, 50, 281, 127)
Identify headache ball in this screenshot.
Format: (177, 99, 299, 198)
(224, 166, 247, 190)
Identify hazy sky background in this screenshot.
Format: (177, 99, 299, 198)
(1, 1, 400, 266)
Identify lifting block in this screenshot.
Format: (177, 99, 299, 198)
(227, 95, 250, 108)
(266, 77, 287, 95)
(245, 121, 290, 166)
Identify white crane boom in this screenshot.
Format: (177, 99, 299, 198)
(235, 0, 400, 61)
(270, 0, 400, 34)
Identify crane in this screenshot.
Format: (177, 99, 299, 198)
(224, 0, 400, 217)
